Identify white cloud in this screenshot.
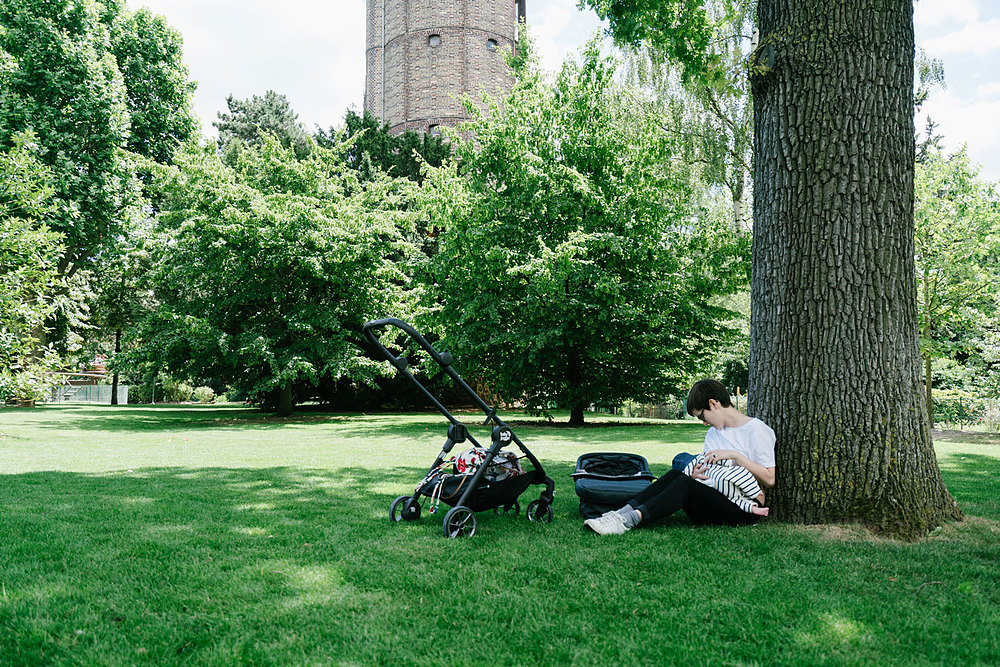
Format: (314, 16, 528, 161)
(923, 18, 1000, 56)
(137, 0, 365, 136)
(529, 1, 606, 74)
(975, 81, 1000, 97)
(914, 0, 980, 29)
(920, 87, 1000, 182)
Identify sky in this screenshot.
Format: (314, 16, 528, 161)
(135, 0, 1000, 183)
(133, 0, 606, 134)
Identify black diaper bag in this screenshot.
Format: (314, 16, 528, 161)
(572, 452, 656, 519)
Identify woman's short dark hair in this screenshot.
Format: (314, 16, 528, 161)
(686, 379, 732, 416)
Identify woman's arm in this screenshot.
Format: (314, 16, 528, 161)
(704, 449, 776, 488)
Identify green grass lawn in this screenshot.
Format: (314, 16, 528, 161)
(1, 404, 998, 665)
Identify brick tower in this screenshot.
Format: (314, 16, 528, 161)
(365, 0, 525, 134)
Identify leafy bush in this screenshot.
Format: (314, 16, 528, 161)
(193, 386, 215, 403)
(160, 376, 194, 403)
(931, 389, 984, 427)
(620, 398, 686, 420)
(0, 370, 45, 404)
(983, 400, 1000, 433)
(0, 352, 61, 404)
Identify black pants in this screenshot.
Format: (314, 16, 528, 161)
(628, 469, 759, 527)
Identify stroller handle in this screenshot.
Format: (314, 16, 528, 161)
(364, 317, 452, 369)
(363, 318, 495, 424)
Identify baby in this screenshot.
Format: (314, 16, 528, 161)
(683, 454, 769, 516)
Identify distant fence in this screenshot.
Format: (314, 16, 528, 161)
(49, 385, 129, 404)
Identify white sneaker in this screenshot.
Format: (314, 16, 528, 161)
(584, 511, 628, 535)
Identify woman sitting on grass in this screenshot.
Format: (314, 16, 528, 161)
(584, 378, 776, 535)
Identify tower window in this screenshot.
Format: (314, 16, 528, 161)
(487, 38, 498, 51)
(428, 34, 441, 47)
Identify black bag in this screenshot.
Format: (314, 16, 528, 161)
(572, 452, 656, 519)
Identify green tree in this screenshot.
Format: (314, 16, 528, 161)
(583, 0, 716, 82)
(214, 90, 311, 166)
(88, 182, 156, 405)
(316, 110, 451, 184)
(0, 132, 62, 402)
(623, 0, 755, 229)
(136, 134, 414, 416)
(420, 40, 747, 425)
(0, 0, 129, 278)
(110, 7, 198, 163)
(587, 0, 960, 536)
(1, 0, 196, 368)
(915, 148, 1000, 423)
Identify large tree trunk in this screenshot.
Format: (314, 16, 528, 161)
(749, 0, 960, 538)
(111, 329, 122, 405)
(924, 354, 933, 428)
(277, 380, 294, 417)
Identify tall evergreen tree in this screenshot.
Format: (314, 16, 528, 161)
(214, 90, 311, 165)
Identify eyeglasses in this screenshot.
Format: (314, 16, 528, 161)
(695, 408, 709, 424)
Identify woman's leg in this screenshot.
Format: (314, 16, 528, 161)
(633, 470, 760, 526)
(624, 469, 687, 509)
(631, 470, 698, 521)
(680, 483, 761, 526)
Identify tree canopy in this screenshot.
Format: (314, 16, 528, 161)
(0, 0, 130, 275)
(110, 7, 198, 163)
(215, 90, 312, 165)
(317, 109, 451, 184)
(915, 148, 1000, 418)
(133, 133, 416, 415)
(0, 132, 62, 402)
(582, 0, 717, 81)
(420, 39, 748, 424)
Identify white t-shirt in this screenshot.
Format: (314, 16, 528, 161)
(703, 418, 776, 468)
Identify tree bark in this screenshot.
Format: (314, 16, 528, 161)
(924, 355, 933, 428)
(922, 274, 933, 427)
(277, 380, 294, 417)
(749, 0, 960, 537)
(567, 343, 585, 425)
(111, 328, 122, 405)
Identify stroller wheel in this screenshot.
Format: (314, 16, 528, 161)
(494, 500, 520, 516)
(390, 495, 420, 523)
(526, 500, 554, 523)
(443, 506, 477, 538)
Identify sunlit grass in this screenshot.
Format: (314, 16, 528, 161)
(1, 404, 998, 665)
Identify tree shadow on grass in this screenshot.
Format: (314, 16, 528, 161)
(19, 406, 705, 455)
(0, 464, 447, 663)
(2, 458, 999, 665)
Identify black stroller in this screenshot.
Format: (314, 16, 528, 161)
(363, 318, 555, 538)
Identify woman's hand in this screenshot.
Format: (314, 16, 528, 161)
(704, 449, 740, 465)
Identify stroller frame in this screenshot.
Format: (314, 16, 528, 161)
(363, 318, 555, 537)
